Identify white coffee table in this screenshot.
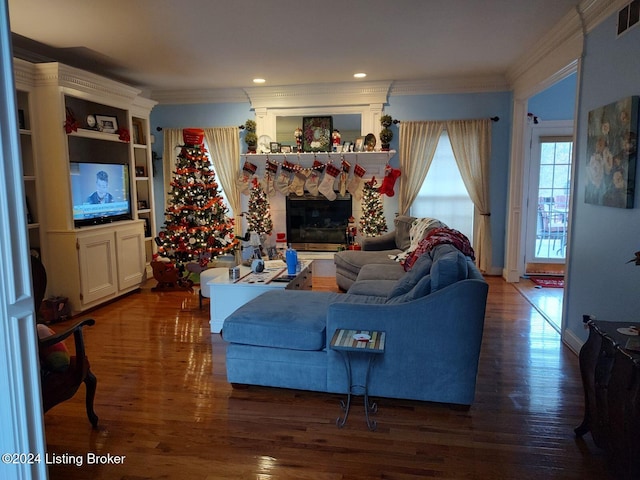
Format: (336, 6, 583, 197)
(206, 260, 313, 333)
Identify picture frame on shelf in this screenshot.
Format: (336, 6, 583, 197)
(95, 115, 118, 134)
(302, 116, 333, 152)
(280, 145, 292, 153)
(132, 119, 145, 144)
(270, 142, 281, 153)
(343, 141, 352, 152)
(135, 166, 146, 177)
(354, 137, 365, 152)
(138, 200, 148, 210)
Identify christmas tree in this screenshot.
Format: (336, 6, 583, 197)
(246, 178, 273, 236)
(156, 129, 238, 268)
(359, 177, 388, 237)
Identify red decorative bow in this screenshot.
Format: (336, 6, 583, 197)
(116, 128, 130, 142)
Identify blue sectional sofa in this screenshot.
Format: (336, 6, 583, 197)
(222, 242, 488, 407)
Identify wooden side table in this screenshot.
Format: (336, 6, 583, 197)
(330, 329, 385, 431)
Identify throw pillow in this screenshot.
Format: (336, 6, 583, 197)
(37, 324, 70, 372)
(387, 253, 433, 299)
(386, 275, 432, 304)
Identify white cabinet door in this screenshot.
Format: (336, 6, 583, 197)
(77, 230, 118, 305)
(116, 224, 145, 290)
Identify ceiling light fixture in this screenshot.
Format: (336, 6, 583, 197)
(353, 73, 367, 79)
(253, 78, 266, 84)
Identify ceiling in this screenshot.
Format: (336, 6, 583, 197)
(8, 0, 581, 99)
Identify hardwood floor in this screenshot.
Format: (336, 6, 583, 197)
(41, 276, 613, 479)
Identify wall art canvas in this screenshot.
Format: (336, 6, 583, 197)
(585, 96, 638, 208)
(302, 116, 332, 152)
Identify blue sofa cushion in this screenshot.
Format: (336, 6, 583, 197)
(387, 253, 433, 299)
(385, 275, 432, 304)
(356, 263, 405, 281)
(222, 290, 340, 351)
(347, 279, 397, 297)
(430, 249, 468, 292)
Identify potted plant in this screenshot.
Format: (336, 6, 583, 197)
(379, 115, 394, 151)
(244, 119, 257, 153)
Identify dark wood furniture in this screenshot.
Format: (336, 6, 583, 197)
(31, 255, 99, 427)
(575, 315, 640, 479)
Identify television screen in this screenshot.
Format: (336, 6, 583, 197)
(70, 162, 132, 227)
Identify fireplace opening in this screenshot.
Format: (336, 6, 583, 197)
(286, 192, 352, 251)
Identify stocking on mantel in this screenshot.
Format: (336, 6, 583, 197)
(347, 164, 366, 200)
(318, 163, 341, 201)
(237, 160, 258, 195)
(262, 160, 278, 197)
(378, 165, 401, 197)
(305, 159, 324, 196)
(275, 161, 296, 196)
(339, 159, 350, 197)
(289, 170, 308, 196)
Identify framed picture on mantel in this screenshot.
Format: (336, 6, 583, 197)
(302, 116, 332, 152)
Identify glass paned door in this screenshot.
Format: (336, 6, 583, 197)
(528, 136, 572, 262)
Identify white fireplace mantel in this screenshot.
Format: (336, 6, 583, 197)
(243, 81, 393, 144)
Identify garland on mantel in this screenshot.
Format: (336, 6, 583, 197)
(240, 151, 395, 174)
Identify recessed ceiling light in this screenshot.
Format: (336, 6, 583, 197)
(353, 73, 367, 79)
(253, 78, 266, 84)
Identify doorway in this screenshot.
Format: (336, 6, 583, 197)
(522, 121, 573, 331)
(525, 122, 573, 275)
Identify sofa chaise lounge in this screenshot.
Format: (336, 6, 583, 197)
(222, 233, 488, 407)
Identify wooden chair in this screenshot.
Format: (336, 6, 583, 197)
(31, 255, 99, 427)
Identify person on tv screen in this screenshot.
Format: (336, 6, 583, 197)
(87, 170, 114, 204)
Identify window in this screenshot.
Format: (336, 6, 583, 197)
(203, 139, 233, 217)
(410, 131, 474, 242)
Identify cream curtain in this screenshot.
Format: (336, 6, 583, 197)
(162, 128, 184, 208)
(446, 119, 492, 273)
(203, 127, 241, 234)
(398, 121, 444, 215)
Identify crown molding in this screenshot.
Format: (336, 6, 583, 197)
(579, 0, 629, 33)
(506, 0, 627, 95)
(506, 7, 583, 88)
(13, 58, 36, 89)
(32, 62, 141, 104)
(390, 75, 510, 96)
(150, 87, 249, 105)
(244, 81, 392, 109)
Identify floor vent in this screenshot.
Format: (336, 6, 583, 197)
(618, 0, 639, 36)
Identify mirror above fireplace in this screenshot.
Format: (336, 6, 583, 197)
(276, 114, 361, 147)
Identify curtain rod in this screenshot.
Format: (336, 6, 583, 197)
(156, 126, 246, 131)
(392, 116, 499, 124)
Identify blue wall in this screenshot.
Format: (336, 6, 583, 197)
(565, 14, 640, 342)
(529, 73, 577, 121)
(150, 91, 512, 271)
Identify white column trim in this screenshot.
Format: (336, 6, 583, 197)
(0, 1, 47, 476)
